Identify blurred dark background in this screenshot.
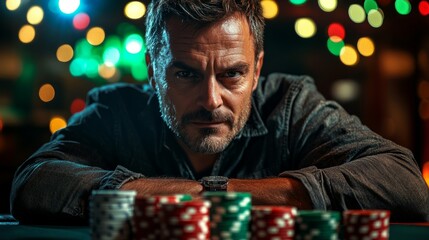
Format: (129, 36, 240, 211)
(1, 0, 429, 214)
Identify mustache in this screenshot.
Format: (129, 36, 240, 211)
(182, 108, 233, 125)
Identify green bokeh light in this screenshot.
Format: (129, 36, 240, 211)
(70, 58, 86, 77)
(85, 58, 99, 78)
(327, 38, 345, 56)
(103, 47, 121, 66)
(131, 63, 148, 82)
(364, 0, 378, 13)
(395, 0, 412, 15)
(125, 34, 144, 54)
(290, 0, 307, 5)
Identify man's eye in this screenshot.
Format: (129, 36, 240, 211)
(176, 71, 196, 78)
(224, 71, 241, 78)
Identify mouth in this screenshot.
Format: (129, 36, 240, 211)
(190, 121, 225, 128)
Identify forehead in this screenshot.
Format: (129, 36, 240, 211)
(163, 13, 254, 58)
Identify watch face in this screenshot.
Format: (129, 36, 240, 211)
(201, 176, 228, 191)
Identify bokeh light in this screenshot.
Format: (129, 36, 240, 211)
(70, 58, 86, 77)
(39, 83, 55, 102)
(295, 18, 317, 38)
(290, 0, 307, 5)
(56, 44, 74, 62)
(318, 0, 337, 12)
(124, 1, 146, 20)
(99, 64, 117, 80)
(368, 9, 384, 28)
(103, 47, 121, 66)
(420, 1, 429, 16)
(27, 6, 44, 25)
(364, 0, 379, 13)
(6, 0, 21, 11)
(327, 23, 345, 42)
(125, 34, 144, 54)
(131, 63, 148, 81)
(50, 117, 67, 134)
(261, 0, 279, 19)
(348, 4, 366, 23)
(357, 37, 375, 57)
(332, 79, 360, 102)
(86, 27, 105, 46)
(73, 13, 90, 30)
(70, 98, 86, 114)
(395, 0, 412, 15)
(18, 25, 36, 44)
(327, 38, 345, 56)
(340, 45, 359, 66)
(59, 0, 80, 14)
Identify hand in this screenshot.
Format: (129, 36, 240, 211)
(120, 178, 203, 199)
(228, 177, 313, 209)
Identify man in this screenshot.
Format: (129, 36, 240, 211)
(10, 0, 429, 224)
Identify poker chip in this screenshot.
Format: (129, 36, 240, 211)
(159, 199, 211, 240)
(343, 209, 390, 240)
(89, 190, 137, 240)
(203, 192, 252, 240)
(133, 194, 192, 240)
(295, 210, 341, 240)
(251, 206, 297, 240)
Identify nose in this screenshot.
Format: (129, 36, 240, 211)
(197, 76, 223, 111)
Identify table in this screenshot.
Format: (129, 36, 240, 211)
(1, 222, 428, 239)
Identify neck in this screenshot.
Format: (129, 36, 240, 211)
(177, 139, 219, 174)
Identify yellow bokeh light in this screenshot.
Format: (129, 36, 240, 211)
(6, 0, 21, 11)
(261, 0, 279, 19)
(50, 117, 67, 134)
(86, 27, 105, 46)
(99, 64, 117, 80)
(357, 37, 375, 57)
(124, 1, 146, 20)
(340, 45, 359, 66)
(318, 0, 337, 12)
(27, 6, 44, 25)
(56, 44, 74, 62)
(39, 83, 55, 102)
(368, 9, 384, 28)
(295, 18, 317, 39)
(348, 4, 366, 23)
(18, 25, 36, 44)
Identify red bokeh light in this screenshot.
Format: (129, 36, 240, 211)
(70, 98, 86, 114)
(419, 1, 429, 16)
(73, 13, 90, 30)
(327, 23, 345, 42)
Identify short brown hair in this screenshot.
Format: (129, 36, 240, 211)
(145, 0, 265, 61)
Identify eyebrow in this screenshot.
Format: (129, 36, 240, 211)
(170, 61, 250, 73)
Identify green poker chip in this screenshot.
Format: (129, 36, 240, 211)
(295, 210, 340, 240)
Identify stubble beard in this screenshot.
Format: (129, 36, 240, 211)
(156, 91, 251, 154)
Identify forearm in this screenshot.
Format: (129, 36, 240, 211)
(120, 178, 203, 198)
(228, 178, 313, 209)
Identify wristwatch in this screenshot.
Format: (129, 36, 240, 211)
(200, 176, 229, 192)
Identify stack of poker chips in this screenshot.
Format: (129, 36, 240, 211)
(158, 200, 211, 240)
(133, 194, 192, 240)
(343, 209, 390, 240)
(89, 190, 137, 240)
(295, 210, 341, 240)
(203, 192, 252, 240)
(250, 206, 297, 240)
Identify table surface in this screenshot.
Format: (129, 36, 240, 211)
(1, 223, 429, 240)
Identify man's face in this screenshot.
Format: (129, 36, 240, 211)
(149, 14, 263, 154)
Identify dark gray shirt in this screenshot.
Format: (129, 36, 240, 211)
(10, 73, 429, 223)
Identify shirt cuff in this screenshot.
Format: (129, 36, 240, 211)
(98, 165, 145, 190)
(278, 166, 328, 210)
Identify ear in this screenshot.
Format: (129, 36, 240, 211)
(146, 52, 156, 90)
(252, 51, 264, 91)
